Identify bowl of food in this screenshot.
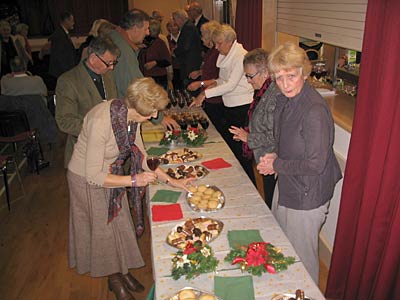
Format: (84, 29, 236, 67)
(186, 185, 225, 213)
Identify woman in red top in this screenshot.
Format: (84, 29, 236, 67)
(187, 20, 226, 134)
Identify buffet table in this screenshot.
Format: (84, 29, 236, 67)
(143, 121, 326, 300)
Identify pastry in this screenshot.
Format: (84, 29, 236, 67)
(199, 294, 216, 300)
(178, 289, 196, 300)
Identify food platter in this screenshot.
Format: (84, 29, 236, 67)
(164, 165, 209, 179)
(186, 185, 225, 213)
(167, 287, 221, 300)
(166, 217, 224, 249)
(271, 293, 314, 300)
(160, 148, 202, 165)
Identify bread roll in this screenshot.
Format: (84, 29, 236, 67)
(199, 294, 216, 300)
(179, 289, 196, 300)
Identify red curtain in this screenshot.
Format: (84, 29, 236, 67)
(235, 0, 262, 51)
(325, 0, 400, 299)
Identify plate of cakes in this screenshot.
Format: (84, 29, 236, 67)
(160, 148, 202, 165)
(166, 217, 224, 250)
(186, 185, 225, 213)
(167, 287, 221, 300)
(164, 165, 209, 179)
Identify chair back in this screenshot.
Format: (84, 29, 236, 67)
(0, 110, 31, 137)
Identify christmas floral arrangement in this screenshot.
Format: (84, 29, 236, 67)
(160, 128, 207, 147)
(171, 242, 219, 280)
(224, 242, 295, 276)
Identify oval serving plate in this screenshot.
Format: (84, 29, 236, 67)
(164, 165, 209, 180)
(186, 185, 225, 213)
(160, 148, 203, 165)
(271, 293, 314, 300)
(166, 217, 224, 250)
(167, 286, 222, 300)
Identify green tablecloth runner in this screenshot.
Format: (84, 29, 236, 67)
(151, 190, 181, 203)
(227, 229, 264, 249)
(214, 275, 255, 300)
(146, 147, 170, 156)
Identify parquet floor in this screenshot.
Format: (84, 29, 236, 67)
(0, 134, 328, 300)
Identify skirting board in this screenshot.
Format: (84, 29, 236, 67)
(319, 233, 333, 269)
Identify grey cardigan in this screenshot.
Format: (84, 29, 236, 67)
(273, 82, 342, 210)
(247, 81, 281, 163)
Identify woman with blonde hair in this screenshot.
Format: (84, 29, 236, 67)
(257, 42, 342, 284)
(191, 24, 255, 185)
(67, 77, 193, 300)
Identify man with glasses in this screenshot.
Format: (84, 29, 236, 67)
(55, 36, 120, 167)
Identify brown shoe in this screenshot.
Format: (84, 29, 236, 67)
(121, 272, 145, 293)
(108, 274, 135, 300)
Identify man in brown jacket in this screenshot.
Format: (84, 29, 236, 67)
(55, 37, 120, 167)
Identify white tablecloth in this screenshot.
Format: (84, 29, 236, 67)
(143, 121, 325, 300)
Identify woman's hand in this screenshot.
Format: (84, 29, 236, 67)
(189, 70, 201, 79)
(135, 172, 157, 186)
(257, 153, 277, 175)
(161, 115, 179, 130)
(190, 92, 206, 108)
(144, 61, 157, 70)
(228, 126, 248, 142)
(187, 81, 200, 91)
(169, 177, 196, 192)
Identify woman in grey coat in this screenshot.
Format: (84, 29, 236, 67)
(257, 42, 342, 284)
(229, 48, 281, 208)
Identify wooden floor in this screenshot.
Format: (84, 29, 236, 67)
(0, 134, 328, 300)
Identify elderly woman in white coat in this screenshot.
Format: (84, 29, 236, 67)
(191, 24, 255, 184)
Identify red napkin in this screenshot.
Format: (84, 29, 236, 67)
(201, 158, 232, 170)
(151, 203, 183, 222)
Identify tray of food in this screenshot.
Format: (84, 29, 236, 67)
(167, 287, 221, 300)
(186, 185, 225, 212)
(160, 148, 202, 165)
(165, 165, 209, 179)
(166, 217, 224, 249)
(271, 292, 314, 300)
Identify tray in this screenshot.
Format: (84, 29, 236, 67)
(164, 165, 209, 179)
(186, 185, 225, 213)
(166, 217, 224, 249)
(167, 286, 222, 300)
(160, 148, 203, 165)
(271, 293, 314, 300)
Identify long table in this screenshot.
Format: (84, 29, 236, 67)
(143, 120, 326, 300)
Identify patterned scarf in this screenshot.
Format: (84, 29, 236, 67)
(242, 78, 272, 160)
(108, 99, 145, 235)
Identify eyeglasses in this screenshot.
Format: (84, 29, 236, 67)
(95, 54, 118, 68)
(245, 71, 259, 80)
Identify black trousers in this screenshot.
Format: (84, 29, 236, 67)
(203, 101, 226, 136)
(262, 174, 276, 209)
(222, 103, 256, 186)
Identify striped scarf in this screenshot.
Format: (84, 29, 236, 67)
(108, 99, 145, 235)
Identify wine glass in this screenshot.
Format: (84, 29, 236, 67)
(147, 156, 160, 171)
(199, 117, 209, 130)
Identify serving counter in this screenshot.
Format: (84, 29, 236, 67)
(142, 121, 326, 300)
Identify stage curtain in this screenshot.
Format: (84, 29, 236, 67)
(235, 0, 262, 51)
(325, 0, 400, 299)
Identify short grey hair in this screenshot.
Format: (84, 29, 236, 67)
(10, 56, 27, 73)
(87, 36, 121, 57)
(212, 24, 236, 43)
(172, 9, 189, 21)
(120, 9, 150, 30)
(243, 48, 269, 71)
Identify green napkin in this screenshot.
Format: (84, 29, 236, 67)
(214, 276, 255, 300)
(151, 190, 181, 203)
(227, 230, 264, 249)
(146, 147, 170, 156)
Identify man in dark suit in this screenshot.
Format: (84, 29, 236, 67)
(187, 1, 209, 36)
(172, 9, 202, 89)
(55, 37, 119, 167)
(49, 12, 78, 79)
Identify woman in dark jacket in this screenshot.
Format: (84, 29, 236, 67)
(257, 42, 342, 284)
